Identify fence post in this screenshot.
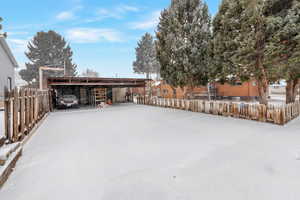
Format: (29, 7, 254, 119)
(12, 88, 19, 142)
(34, 90, 39, 121)
(25, 89, 30, 134)
(4, 87, 12, 142)
(30, 89, 34, 129)
(20, 88, 25, 139)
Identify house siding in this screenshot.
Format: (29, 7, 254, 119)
(0, 42, 15, 100)
(133, 80, 260, 99)
(216, 80, 259, 98)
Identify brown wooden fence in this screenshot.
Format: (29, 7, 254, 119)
(3, 87, 52, 143)
(134, 97, 300, 125)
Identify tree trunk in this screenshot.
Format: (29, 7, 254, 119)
(255, 54, 269, 105)
(183, 87, 192, 99)
(171, 87, 177, 99)
(257, 80, 268, 105)
(148, 81, 153, 98)
(182, 87, 187, 99)
(286, 79, 300, 104)
(293, 80, 300, 101)
(207, 82, 211, 101)
(254, 13, 269, 106)
(183, 87, 189, 99)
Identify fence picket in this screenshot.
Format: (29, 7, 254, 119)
(134, 97, 299, 125)
(3, 88, 51, 143)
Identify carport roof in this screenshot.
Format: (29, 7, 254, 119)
(48, 77, 150, 87)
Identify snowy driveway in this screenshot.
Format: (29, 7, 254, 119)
(1, 104, 300, 200)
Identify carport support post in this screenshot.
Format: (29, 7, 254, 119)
(49, 90, 53, 112)
(39, 67, 43, 90)
(144, 85, 146, 104)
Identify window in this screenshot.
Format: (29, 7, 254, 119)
(231, 82, 242, 86)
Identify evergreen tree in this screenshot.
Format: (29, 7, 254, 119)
(133, 33, 160, 79)
(19, 30, 77, 84)
(0, 17, 3, 32)
(81, 68, 100, 77)
(64, 45, 78, 77)
(0, 17, 7, 38)
(264, 0, 300, 103)
(233, 0, 273, 105)
(212, 0, 279, 105)
(156, 0, 211, 98)
(210, 0, 243, 84)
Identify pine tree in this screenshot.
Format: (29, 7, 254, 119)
(19, 30, 77, 84)
(133, 33, 160, 79)
(212, 0, 279, 105)
(81, 68, 100, 77)
(264, 0, 300, 103)
(234, 0, 273, 105)
(210, 0, 243, 83)
(0, 17, 7, 38)
(0, 17, 3, 32)
(64, 45, 78, 77)
(156, 0, 211, 98)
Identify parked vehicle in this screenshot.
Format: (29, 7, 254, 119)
(57, 95, 79, 109)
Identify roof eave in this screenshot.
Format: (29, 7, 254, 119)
(0, 36, 19, 68)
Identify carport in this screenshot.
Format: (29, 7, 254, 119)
(47, 77, 149, 108)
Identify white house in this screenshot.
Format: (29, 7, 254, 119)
(0, 35, 18, 100)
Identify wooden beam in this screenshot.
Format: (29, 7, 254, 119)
(49, 82, 146, 87)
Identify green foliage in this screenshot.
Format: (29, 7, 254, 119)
(19, 30, 78, 84)
(210, 0, 300, 103)
(210, 0, 243, 83)
(0, 17, 7, 38)
(0, 17, 2, 31)
(156, 0, 211, 88)
(212, 0, 300, 82)
(133, 33, 160, 78)
(81, 68, 100, 77)
(265, 0, 300, 81)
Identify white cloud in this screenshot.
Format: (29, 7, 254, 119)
(85, 4, 139, 23)
(7, 31, 29, 36)
(56, 11, 75, 21)
(95, 8, 122, 20)
(130, 11, 161, 30)
(66, 28, 123, 43)
(117, 5, 139, 13)
(56, 6, 83, 21)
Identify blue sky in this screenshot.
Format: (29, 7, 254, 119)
(1, 0, 221, 78)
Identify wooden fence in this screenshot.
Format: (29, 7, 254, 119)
(3, 87, 52, 143)
(134, 97, 300, 125)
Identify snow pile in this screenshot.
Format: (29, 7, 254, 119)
(0, 104, 299, 200)
(0, 143, 21, 164)
(0, 145, 22, 177)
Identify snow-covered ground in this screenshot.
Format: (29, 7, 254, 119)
(0, 111, 4, 138)
(0, 104, 300, 200)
